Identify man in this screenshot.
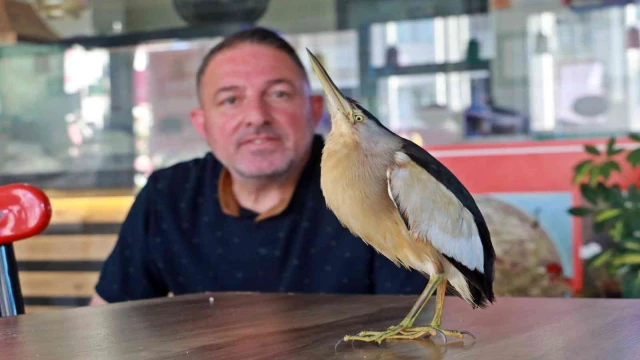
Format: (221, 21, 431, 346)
(91, 27, 427, 305)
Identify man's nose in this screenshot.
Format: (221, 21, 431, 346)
(243, 96, 271, 127)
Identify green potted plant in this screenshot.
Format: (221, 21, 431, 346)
(569, 134, 640, 298)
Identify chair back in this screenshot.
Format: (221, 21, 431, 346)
(0, 183, 52, 317)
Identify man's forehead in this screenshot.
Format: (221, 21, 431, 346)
(203, 44, 307, 86)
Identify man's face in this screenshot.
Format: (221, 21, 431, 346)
(191, 43, 323, 180)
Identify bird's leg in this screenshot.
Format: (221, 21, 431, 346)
(399, 278, 475, 342)
(343, 274, 443, 344)
(398, 273, 442, 328)
(429, 276, 448, 327)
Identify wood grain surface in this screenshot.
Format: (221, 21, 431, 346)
(1, 292, 639, 360)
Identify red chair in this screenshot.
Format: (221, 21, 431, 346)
(0, 183, 52, 317)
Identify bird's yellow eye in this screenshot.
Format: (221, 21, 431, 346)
(354, 114, 364, 122)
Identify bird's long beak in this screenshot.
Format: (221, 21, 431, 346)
(306, 48, 351, 118)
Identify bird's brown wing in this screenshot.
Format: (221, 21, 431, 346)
(386, 142, 495, 307)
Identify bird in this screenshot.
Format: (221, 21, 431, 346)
(306, 49, 496, 344)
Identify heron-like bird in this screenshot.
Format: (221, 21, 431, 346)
(307, 49, 496, 344)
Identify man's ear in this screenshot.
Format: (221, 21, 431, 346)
(190, 108, 207, 139)
(310, 94, 324, 126)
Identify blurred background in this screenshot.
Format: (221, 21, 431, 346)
(2, 0, 640, 313)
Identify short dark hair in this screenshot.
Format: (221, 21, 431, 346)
(195, 26, 307, 96)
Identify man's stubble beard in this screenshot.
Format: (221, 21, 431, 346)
(231, 149, 297, 181)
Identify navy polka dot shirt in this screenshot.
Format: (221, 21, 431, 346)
(95, 135, 428, 302)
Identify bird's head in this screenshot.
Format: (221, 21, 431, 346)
(307, 49, 394, 145)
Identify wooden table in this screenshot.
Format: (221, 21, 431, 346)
(1, 292, 639, 359)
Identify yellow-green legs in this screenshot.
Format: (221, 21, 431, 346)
(344, 273, 474, 344)
(394, 275, 475, 343)
(344, 274, 443, 344)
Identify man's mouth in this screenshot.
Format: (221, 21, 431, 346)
(239, 135, 281, 147)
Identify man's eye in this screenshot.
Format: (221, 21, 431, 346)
(222, 97, 237, 105)
(272, 91, 289, 98)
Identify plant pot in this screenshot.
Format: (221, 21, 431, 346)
(620, 270, 640, 298)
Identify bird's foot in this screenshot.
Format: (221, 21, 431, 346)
(343, 324, 415, 345)
(344, 325, 474, 345)
(396, 326, 474, 344)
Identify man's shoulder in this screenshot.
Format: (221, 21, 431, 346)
(147, 152, 221, 187)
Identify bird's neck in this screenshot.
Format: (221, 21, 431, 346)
(325, 125, 359, 149)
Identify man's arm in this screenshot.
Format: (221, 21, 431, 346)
(92, 181, 168, 304)
(89, 292, 107, 306)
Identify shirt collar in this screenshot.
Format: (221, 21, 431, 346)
(217, 167, 295, 222)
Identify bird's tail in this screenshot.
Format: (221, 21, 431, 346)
(443, 254, 495, 309)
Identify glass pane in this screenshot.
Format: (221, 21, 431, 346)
(0, 44, 135, 189)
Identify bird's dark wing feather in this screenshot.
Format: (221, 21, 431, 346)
(353, 100, 495, 306)
(389, 138, 495, 307)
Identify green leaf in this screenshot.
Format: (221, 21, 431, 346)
(594, 220, 607, 233)
(622, 240, 640, 251)
(580, 183, 599, 204)
(573, 160, 593, 184)
(607, 137, 625, 155)
(627, 149, 640, 167)
(589, 165, 600, 186)
(629, 185, 640, 203)
(568, 206, 593, 216)
(600, 163, 611, 180)
(609, 161, 622, 172)
(612, 253, 640, 266)
(630, 133, 640, 142)
(628, 214, 640, 234)
(595, 182, 609, 200)
(585, 144, 600, 155)
(589, 249, 613, 269)
(606, 137, 617, 156)
(599, 160, 621, 180)
(610, 220, 625, 241)
(595, 208, 622, 222)
(601, 184, 625, 207)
